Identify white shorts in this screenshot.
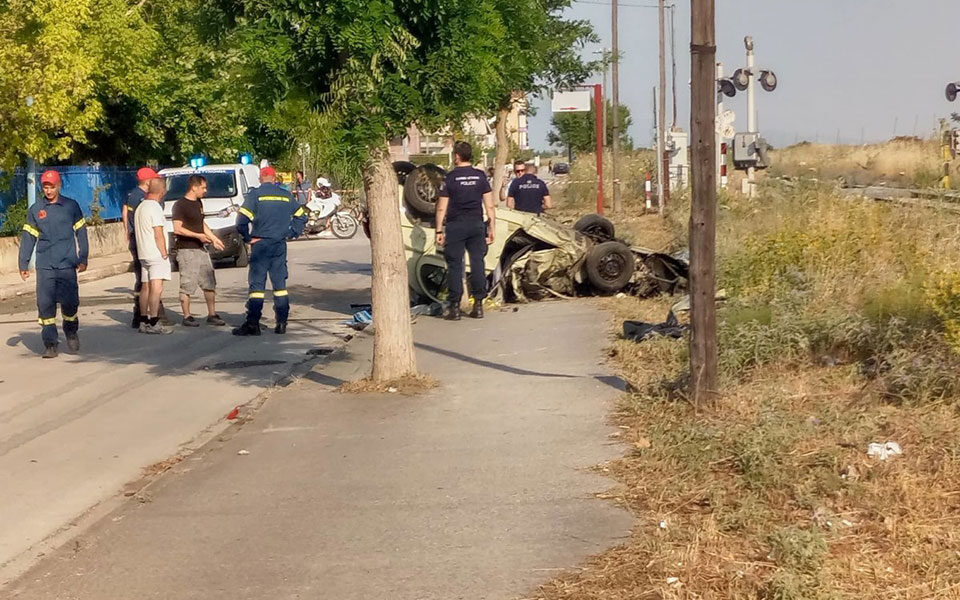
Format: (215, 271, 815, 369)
(141, 257, 172, 281)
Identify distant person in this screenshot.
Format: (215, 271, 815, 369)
(134, 178, 173, 334)
(293, 170, 310, 204)
(18, 170, 88, 358)
(172, 175, 227, 328)
(500, 159, 526, 203)
(435, 141, 496, 320)
(507, 164, 552, 215)
(124, 167, 169, 328)
(233, 166, 308, 336)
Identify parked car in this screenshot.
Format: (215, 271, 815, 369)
(552, 162, 571, 175)
(159, 163, 261, 267)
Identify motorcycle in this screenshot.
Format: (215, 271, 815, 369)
(303, 178, 359, 239)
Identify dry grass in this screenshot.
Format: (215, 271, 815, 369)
(769, 139, 945, 188)
(338, 374, 439, 395)
(538, 169, 960, 599)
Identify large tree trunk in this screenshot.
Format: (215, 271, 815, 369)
(364, 144, 418, 381)
(492, 103, 511, 204)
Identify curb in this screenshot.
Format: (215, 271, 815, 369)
(0, 261, 133, 302)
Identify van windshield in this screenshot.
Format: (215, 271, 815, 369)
(163, 172, 238, 200)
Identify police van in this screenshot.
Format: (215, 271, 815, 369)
(158, 163, 261, 267)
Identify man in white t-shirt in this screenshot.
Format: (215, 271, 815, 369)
(134, 178, 173, 334)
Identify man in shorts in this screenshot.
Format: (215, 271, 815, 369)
(172, 175, 227, 327)
(134, 178, 173, 334)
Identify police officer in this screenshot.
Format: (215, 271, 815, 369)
(506, 164, 552, 215)
(435, 141, 496, 321)
(232, 166, 308, 336)
(18, 170, 89, 358)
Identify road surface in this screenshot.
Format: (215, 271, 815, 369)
(0, 237, 371, 580)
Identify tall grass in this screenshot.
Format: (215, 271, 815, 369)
(769, 139, 944, 188)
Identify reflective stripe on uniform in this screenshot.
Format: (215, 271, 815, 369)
(73, 219, 86, 231)
(63, 314, 78, 322)
(273, 289, 288, 297)
(239, 207, 256, 220)
(258, 195, 289, 202)
(38, 317, 56, 326)
(249, 291, 265, 299)
(293, 207, 306, 217)
(23, 224, 40, 238)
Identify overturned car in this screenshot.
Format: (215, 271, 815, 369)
(394, 163, 687, 305)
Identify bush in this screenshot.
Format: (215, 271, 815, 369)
(926, 271, 960, 350)
(0, 198, 28, 237)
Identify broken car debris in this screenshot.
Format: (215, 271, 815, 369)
(391, 163, 689, 307)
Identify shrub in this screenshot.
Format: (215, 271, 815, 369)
(926, 271, 960, 350)
(0, 198, 28, 237)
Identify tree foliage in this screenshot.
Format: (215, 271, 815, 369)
(547, 100, 634, 154)
(0, 0, 152, 169)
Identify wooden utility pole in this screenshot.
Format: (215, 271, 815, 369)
(657, 0, 669, 216)
(670, 4, 678, 128)
(689, 0, 718, 404)
(611, 0, 621, 213)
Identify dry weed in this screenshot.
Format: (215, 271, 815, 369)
(338, 374, 439, 395)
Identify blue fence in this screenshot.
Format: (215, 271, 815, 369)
(0, 166, 140, 226)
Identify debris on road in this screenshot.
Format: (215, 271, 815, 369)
(237, 450, 251, 456)
(622, 311, 687, 342)
(306, 347, 337, 356)
(226, 407, 240, 420)
(867, 441, 903, 460)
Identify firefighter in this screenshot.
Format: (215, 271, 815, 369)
(18, 170, 89, 358)
(232, 166, 308, 336)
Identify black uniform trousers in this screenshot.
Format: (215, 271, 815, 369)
(442, 219, 488, 305)
(37, 267, 79, 347)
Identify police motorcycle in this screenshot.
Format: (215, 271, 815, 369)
(303, 177, 359, 239)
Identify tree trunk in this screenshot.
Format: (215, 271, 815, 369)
(492, 104, 511, 204)
(363, 143, 418, 381)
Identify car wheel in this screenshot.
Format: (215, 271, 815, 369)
(403, 164, 446, 216)
(234, 243, 250, 268)
(393, 161, 417, 185)
(584, 241, 635, 294)
(574, 214, 616, 242)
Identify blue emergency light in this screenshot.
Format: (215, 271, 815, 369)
(190, 155, 207, 169)
(239, 153, 253, 165)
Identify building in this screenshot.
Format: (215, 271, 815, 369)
(388, 95, 528, 165)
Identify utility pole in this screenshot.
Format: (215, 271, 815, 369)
(657, 0, 669, 215)
(689, 0, 718, 404)
(670, 4, 678, 128)
(594, 49, 610, 202)
(654, 85, 663, 213)
(745, 36, 756, 197)
(611, 0, 621, 213)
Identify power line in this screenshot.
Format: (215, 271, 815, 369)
(573, 0, 673, 8)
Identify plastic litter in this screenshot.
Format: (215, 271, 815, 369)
(867, 441, 903, 460)
(226, 407, 240, 420)
(410, 303, 443, 317)
(346, 309, 372, 331)
(237, 450, 250, 456)
(659, 520, 668, 529)
(623, 311, 687, 342)
(666, 577, 681, 586)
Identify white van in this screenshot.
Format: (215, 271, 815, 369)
(158, 163, 261, 267)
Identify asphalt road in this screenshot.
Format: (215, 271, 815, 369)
(0, 237, 371, 580)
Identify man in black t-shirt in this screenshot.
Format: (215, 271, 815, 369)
(172, 175, 226, 327)
(435, 141, 496, 320)
(506, 164, 552, 215)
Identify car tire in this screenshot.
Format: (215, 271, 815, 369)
(574, 214, 616, 242)
(234, 243, 250, 268)
(393, 161, 417, 185)
(403, 164, 446, 216)
(584, 241, 635, 294)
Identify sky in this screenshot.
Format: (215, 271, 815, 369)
(528, 0, 960, 151)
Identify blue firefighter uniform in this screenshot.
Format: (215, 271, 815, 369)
(234, 182, 307, 333)
(18, 194, 89, 351)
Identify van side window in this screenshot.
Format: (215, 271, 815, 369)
(239, 171, 249, 195)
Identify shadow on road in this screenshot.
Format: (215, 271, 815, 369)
(415, 342, 579, 379)
(307, 260, 373, 275)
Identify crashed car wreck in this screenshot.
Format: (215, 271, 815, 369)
(394, 162, 688, 305)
